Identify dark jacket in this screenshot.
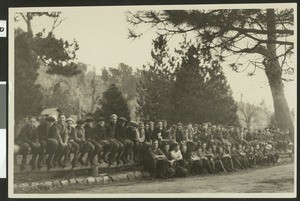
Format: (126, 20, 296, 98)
(48, 122, 68, 143)
(93, 124, 106, 141)
(105, 123, 116, 139)
(15, 124, 39, 144)
(115, 123, 127, 141)
(84, 124, 95, 141)
(37, 121, 52, 141)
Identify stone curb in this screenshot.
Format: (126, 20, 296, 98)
(15, 170, 147, 192)
(14, 158, 294, 193)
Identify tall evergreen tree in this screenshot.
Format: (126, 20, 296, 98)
(136, 36, 175, 122)
(94, 84, 130, 120)
(15, 29, 43, 121)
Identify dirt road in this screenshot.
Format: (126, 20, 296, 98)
(45, 163, 294, 194)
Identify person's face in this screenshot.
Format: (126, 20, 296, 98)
(145, 124, 149, 130)
(164, 145, 170, 152)
(139, 123, 144, 129)
(162, 122, 167, 127)
(213, 146, 217, 152)
(86, 122, 93, 127)
(181, 146, 187, 153)
(194, 127, 198, 132)
(28, 118, 36, 127)
(238, 144, 242, 149)
(219, 147, 223, 152)
(202, 143, 207, 149)
(178, 125, 183, 130)
(152, 141, 158, 149)
(157, 122, 163, 129)
(216, 126, 221, 130)
(58, 115, 66, 123)
(98, 121, 105, 127)
(149, 123, 154, 130)
(174, 145, 179, 151)
(67, 121, 72, 127)
(111, 117, 117, 124)
(232, 147, 236, 151)
(208, 148, 212, 152)
(120, 121, 125, 126)
(187, 124, 192, 129)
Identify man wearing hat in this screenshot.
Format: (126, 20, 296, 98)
(47, 113, 69, 169)
(84, 118, 103, 166)
(65, 117, 80, 168)
(37, 116, 56, 169)
(115, 117, 134, 163)
(94, 117, 111, 163)
(175, 122, 184, 144)
(74, 119, 95, 166)
(105, 114, 124, 165)
(15, 116, 40, 171)
(127, 121, 143, 163)
(145, 121, 154, 143)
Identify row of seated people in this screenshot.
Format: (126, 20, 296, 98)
(15, 113, 292, 172)
(144, 139, 280, 179)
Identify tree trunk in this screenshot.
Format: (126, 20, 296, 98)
(265, 9, 294, 140)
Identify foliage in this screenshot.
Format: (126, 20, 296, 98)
(136, 36, 239, 125)
(14, 29, 44, 120)
(136, 35, 175, 122)
(94, 84, 131, 120)
(127, 8, 295, 136)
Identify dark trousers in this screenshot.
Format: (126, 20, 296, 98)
(67, 141, 80, 164)
(133, 141, 142, 161)
(120, 139, 134, 161)
(77, 141, 95, 163)
(46, 138, 59, 166)
(192, 160, 203, 174)
(88, 140, 103, 164)
(38, 139, 47, 165)
(144, 157, 169, 178)
(106, 139, 123, 162)
(16, 140, 40, 167)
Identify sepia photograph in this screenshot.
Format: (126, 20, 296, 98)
(8, 3, 296, 198)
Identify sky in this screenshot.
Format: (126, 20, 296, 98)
(13, 6, 296, 112)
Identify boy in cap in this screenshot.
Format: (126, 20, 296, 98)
(74, 119, 95, 166)
(126, 121, 141, 163)
(93, 117, 110, 163)
(65, 117, 80, 168)
(37, 116, 55, 169)
(105, 114, 124, 165)
(145, 121, 154, 143)
(15, 116, 40, 171)
(115, 117, 134, 163)
(84, 118, 103, 166)
(47, 113, 69, 169)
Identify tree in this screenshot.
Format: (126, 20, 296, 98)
(136, 36, 175, 122)
(15, 29, 43, 121)
(237, 94, 262, 129)
(94, 84, 130, 120)
(171, 39, 239, 125)
(127, 8, 295, 139)
(15, 12, 81, 76)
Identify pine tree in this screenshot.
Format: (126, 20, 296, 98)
(170, 40, 239, 125)
(15, 29, 44, 121)
(136, 36, 175, 122)
(94, 84, 130, 120)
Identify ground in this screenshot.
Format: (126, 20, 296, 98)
(42, 163, 294, 194)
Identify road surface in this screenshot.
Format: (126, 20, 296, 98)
(44, 163, 294, 194)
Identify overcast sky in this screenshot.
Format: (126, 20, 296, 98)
(13, 6, 296, 111)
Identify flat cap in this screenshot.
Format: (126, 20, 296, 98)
(66, 117, 75, 124)
(85, 118, 94, 123)
(76, 119, 85, 125)
(129, 121, 139, 127)
(97, 117, 106, 122)
(46, 116, 56, 122)
(118, 117, 127, 122)
(110, 114, 118, 119)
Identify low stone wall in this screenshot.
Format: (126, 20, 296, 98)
(14, 156, 294, 193)
(14, 170, 150, 193)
